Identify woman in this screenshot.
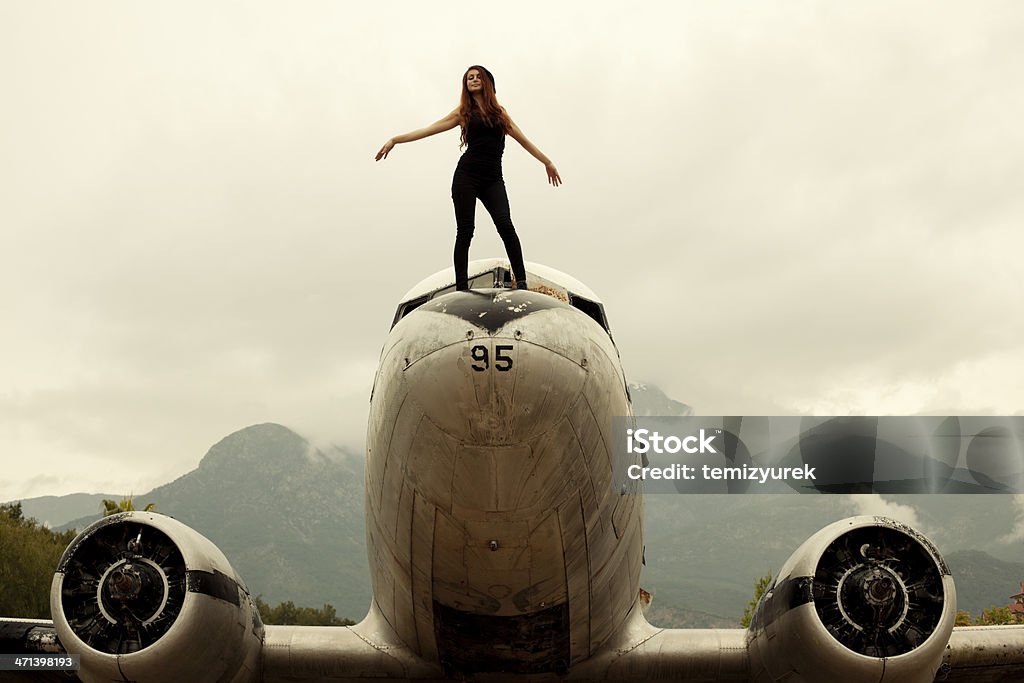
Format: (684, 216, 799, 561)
(376, 65, 561, 291)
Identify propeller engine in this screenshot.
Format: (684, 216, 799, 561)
(51, 511, 262, 683)
(748, 516, 955, 683)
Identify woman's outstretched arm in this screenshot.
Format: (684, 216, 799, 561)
(375, 109, 460, 161)
(507, 116, 562, 187)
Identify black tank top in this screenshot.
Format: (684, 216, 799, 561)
(455, 113, 505, 182)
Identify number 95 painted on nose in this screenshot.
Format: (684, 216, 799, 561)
(468, 344, 514, 372)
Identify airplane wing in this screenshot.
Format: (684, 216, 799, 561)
(569, 620, 1024, 682)
(937, 626, 1024, 682)
(6, 610, 1024, 682)
(0, 618, 60, 656)
(565, 611, 751, 681)
(0, 618, 73, 682)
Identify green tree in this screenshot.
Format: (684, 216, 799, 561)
(955, 610, 973, 626)
(974, 606, 1015, 626)
(0, 503, 77, 618)
(253, 595, 355, 626)
(101, 495, 156, 516)
(741, 573, 773, 628)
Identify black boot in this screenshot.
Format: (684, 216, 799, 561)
(515, 280, 528, 290)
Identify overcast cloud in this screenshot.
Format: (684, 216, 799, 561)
(2, 2, 1022, 501)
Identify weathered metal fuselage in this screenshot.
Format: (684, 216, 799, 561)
(365, 286, 640, 674)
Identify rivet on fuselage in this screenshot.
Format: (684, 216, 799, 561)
(466, 330, 474, 339)
(581, 358, 588, 368)
(514, 330, 522, 339)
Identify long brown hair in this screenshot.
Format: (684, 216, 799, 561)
(458, 65, 511, 148)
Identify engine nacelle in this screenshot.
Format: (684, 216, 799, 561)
(51, 511, 262, 683)
(748, 516, 955, 683)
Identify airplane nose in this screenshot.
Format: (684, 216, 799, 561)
(405, 331, 589, 446)
(401, 300, 588, 446)
(373, 289, 624, 514)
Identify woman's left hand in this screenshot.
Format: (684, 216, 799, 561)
(546, 163, 562, 187)
(375, 139, 395, 161)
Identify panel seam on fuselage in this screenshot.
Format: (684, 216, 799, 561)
(579, 490, 592, 658)
(378, 391, 409, 504)
(565, 391, 601, 535)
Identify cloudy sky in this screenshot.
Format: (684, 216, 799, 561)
(2, 2, 1022, 502)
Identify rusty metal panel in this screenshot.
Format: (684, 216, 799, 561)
(430, 510, 471, 610)
(463, 518, 532, 617)
(588, 570, 614, 652)
(450, 445, 498, 513)
(404, 343, 476, 441)
(526, 512, 569, 611)
(368, 383, 415, 517)
(447, 444, 534, 514)
(367, 529, 396, 632)
(390, 551, 417, 654)
(491, 445, 541, 512)
(393, 480, 414, 556)
(406, 412, 458, 512)
(577, 444, 598, 518)
(507, 339, 588, 442)
(365, 391, 401, 510)
(409, 490, 437, 661)
(559, 494, 592, 663)
(611, 485, 638, 540)
(379, 429, 412, 539)
(379, 394, 421, 494)
(463, 520, 530, 567)
(526, 417, 588, 514)
(366, 344, 409, 493)
(569, 390, 605, 473)
(384, 479, 417, 654)
(586, 507, 638, 654)
(608, 552, 635, 627)
(625, 505, 644, 592)
(585, 510, 616, 574)
(568, 399, 614, 527)
(409, 490, 436, 580)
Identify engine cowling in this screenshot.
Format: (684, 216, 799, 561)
(51, 511, 262, 683)
(748, 516, 955, 683)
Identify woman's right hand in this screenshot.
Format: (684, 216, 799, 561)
(545, 163, 562, 187)
(375, 139, 395, 161)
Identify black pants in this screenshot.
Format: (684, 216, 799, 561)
(451, 175, 526, 290)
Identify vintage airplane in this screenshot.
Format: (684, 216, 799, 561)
(3, 259, 1024, 682)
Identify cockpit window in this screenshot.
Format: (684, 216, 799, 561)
(391, 266, 614, 340)
(391, 294, 430, 328)
(392, 268, 506, 328)
(568, 294, 611, 335)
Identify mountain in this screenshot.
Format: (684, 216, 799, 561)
(13, 493, 117, 529)
(945, 550, 1024, 616)
(58, 423, 370, 621)
(628, 382, 694, 417)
